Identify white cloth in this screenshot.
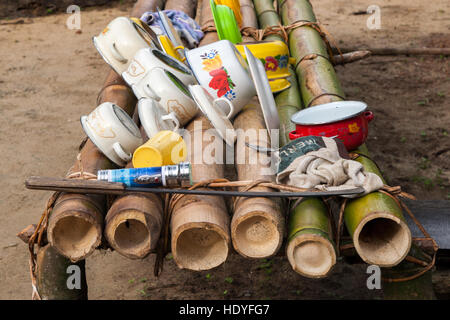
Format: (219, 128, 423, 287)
(276, 137, 383, 198)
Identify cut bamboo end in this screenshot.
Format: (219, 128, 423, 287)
(172, 222, 229, 271)
(353, 212, 412, 267)
(287, 233, 336, 279)
(171, 197, 230, 271)
(105, 194, 163, 259)
(47, 194, 103, 262)
(231, 201, 283, 258)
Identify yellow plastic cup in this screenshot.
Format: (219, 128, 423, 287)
(132, 130, 187, 168)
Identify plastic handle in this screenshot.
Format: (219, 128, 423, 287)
(109, 43, 128, 63)
(364, 111, 374, 122)
(161, 112, 180, 131)
(214, 97, 235, 119)
(112, 142, 132, 162)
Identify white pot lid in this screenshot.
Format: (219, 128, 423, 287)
(189, 85, 236, 146)
(244, 46, 280, 134)
(291, 101, 368, 125)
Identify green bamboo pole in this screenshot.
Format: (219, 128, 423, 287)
(278, 0, 412, 267)
(253, 0, 335, 278)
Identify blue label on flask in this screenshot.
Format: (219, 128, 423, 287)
(109, 167, 163, 187)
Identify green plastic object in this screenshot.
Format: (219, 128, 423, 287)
(210, 0, 242, 44)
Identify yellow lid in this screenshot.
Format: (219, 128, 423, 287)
(132, 146, 163, 168)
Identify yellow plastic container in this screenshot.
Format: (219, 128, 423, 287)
(236, 41, 296, 79)
(215, 0, 243, 28)
(158, 35, 186, 62)
(132, 130, 187, 168)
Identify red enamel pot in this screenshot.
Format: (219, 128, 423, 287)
(289, 101, 374, 151)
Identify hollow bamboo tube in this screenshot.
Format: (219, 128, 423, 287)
(104, 193, 163, 259)
(287, 198, 336, 278)
(35, 244, 87, 300)
(239, 0, 258, 43)
(344, 145, 411, 267)
(278, 0, 412, 268)
(165, 0, 198, 18)
(229, 3, 284, 258)
(199, 0, 219, 44)
(169, 0, 230, 271)
(232, 101, 283, 258)
(170, 116, 230, 270)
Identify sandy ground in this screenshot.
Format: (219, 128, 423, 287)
(0, 0, 449, 299)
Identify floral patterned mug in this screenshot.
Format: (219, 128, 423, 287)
(185, 40, 256, 119)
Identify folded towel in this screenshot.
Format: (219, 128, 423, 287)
(275, 136, 383, 198)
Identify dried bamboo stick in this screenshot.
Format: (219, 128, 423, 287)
(170, 117, 230, 270)
(232, 100, 284, 258)
(228, 1, 284, 259)
(169, 0, 230, 271)
(104, 128, 164, 260)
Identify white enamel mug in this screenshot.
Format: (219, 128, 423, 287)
(122, 47, 196, 87)
(81, 102, 143, 166)
(138, 98, 180, 139)
(185, 40, 256, 118)
(93, 17, 158, 75)
(129, 67, 198, 126)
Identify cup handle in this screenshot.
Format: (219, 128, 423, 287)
(143, 84, 161, 101)
(173, 46, 187, 62)
(214, 97, 235, 119)
(364, 111, 374, 122)
(109, 43, 128, 63)
(161, 112, 180, 131)
(113, 142, 132, 162)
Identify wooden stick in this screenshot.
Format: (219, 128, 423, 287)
(332, 50, 372, 65)
(334, 47, 450, 56)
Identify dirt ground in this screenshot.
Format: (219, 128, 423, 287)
(0, 0, 449, 300)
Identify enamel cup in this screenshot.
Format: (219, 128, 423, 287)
(122, 47, 195, 87)
(132, 130, 187, 168)
(93, 17, 158, 75)
(81, 102, 143, 166)
(138, 98, 180, 139)
(126, 67, 198, 126)
(185, 40, 256, 119)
